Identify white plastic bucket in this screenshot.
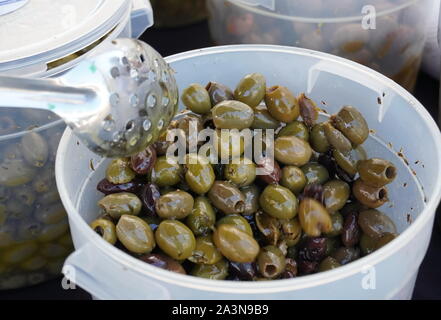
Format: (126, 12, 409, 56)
(56, 45, 441, 300)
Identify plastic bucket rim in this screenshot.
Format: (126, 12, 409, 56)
(56, 44, 441, 294)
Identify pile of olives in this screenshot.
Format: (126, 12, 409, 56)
(0, 110, 72, 290)
(91, 72, 398, 280)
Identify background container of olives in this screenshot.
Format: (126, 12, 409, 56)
(207, 0, 435, 92)
(56, 46, 441, 299)
(0, 0, 154, 290)
(151, 0, 207, 28)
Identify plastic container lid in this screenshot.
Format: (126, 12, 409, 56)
(0, 0, 137, 75)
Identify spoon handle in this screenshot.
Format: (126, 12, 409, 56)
(0, 76, 95, 114)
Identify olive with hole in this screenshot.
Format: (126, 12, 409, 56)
(301, 163, 330, 186)
(234, 73, 266, 107)
(191, 259, 229, 280)
(358, 209, 397, 239)
(323, 180, 350, 213)
(352, 179, 388, 208)
(181, 83, 212, 114)
(188, 235, 223, 265)
(240, 185, 260, 215)
(213, 224, 259, 263)
(155, 220, 196, 260)
(259, 184, 298, 220)
(255, 210, 281, 246)
(265, 85, 300, 123)
(280, 166, 307, 195)
(323, 122, 353, 154)
(277, 121, 309, 141)
(186, 196, 216, 236)
(212, 100, 254, 130)
(274, 135, 312, 166)
(155, 190, 194, 220)
(98, 192, 142, 219)
(206, 82, 234, 106)
(116, 215, 155, 254)
(357, 158, 397, 187)
(299, 198, 333, 237)
(150, 156, 183, 187)
(332, 106, 369, 146)
(257, 246, 286, 279)
(251, 104, 281, 130)
(310, 123, 331, 153)
(208, 181, 245, 215)
(184, 155, 215, 194)
(224, 158, 256, 187)
(217, 214, 253, 236)
(105, 158, 136, 185)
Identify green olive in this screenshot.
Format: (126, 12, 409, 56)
(214, 129, 246, 161)
(20, 256, 48, 271)
(212, 100, 254, 129)
(251, 104, 281, 130)
(255, 210, 281, 246)
(151, 156, 183, 187)
(332, 106, 369, 146)
(281, 218, 302, 246)
(0, 159, 36, 187)
(208, 181, 245, 215)
(357, 158, 397, 187)
(299, 198, 333, 237)
(325, 212, 344, 237)
(240, 185, 260, 215)
(277, 121, 309, 141)
(359, 233, 377, 255)
(325, 236, 341, 256)
(34, 204, 66, 224)
(188, 235, 223, 265)
(37, 218, 69, 243)
(265, 85, 300, 123)
(358, 209, 397, 239)
(31, 166, 55, 193)
(20, 131, 49, 168)
(191, 259, 229, 280)
(274, 135, 312, 166)
(1, 242, 38, 264)
(333, 149, 358, 176)
(181, 83, 212, 114)
(323, 122, 353, 154)
(234, 73, 266, 107)
(155, 190, 194, 219)
(186, 196, 216, 236)
(217, 214, 253, 236)
(352, 179, 388, 209)
(155, 220, 196, 260)
(116, 215, 155, 254)
(105, 158, 136, 185)
(259, 184, 298, 220)
(257, 246, 286, 279)
(318, 256, 341, 272)
(224, 158, 256, 187)
(331, 247, 360, 265)
(4, 198, 32, 219)
(206, 82, 234, 106)
(184, 155, 215, 194)
(301, 163, 330, 185)
(213, 224, 259, 263)
(14, 186, 36, 207)
(310, 123, 331, 153)
(323, 180, 350, 213)
(280, 166, 307, 195)
(375, 232, 397, 249)
(98, 192, 142, 219)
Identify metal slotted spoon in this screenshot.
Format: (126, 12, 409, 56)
(0, 38, 179, 157)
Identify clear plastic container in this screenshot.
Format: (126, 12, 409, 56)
(57, 45, 441, 299)
(151, 0, 207, 28)
(207, 0, 434, 92)
(0, 0, 153, 290)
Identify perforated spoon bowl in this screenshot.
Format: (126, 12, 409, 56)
(0, 38, 179, 157)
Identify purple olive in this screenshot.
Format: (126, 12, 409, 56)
(96, 178, 144, 195)
(298, 237, 327, 262)
(257, 158, 281, 184)
(280, 258, 298, 279)
(139, 253, 186, 274)
(130, 146, 157, 175)
(139, 183, 161, 215)
(341, 211, 360, 247)
(228, 262, 257, 281)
